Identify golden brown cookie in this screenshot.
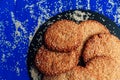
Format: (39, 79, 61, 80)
(43, 56, 120, 80)
(78, 20, 110, 53)
(44, 19, 82, 52)
(43, 66, 97, 80)
(79, 20, 109, 42)
(35, 45, 79, 76)
(83, 33, 120, 63)
(86, 56, 120, 80)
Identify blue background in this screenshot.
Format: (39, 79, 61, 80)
(0, 0, 120, 80)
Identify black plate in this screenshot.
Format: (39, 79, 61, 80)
(27, 9, 120, 80)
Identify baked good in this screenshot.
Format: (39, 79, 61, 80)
(78, 20, 110, 53)
(45, 19, 82, 52)
(83, 33, 120, 63)
(86, 56, 120, 80)
(34, 19, 120, 80)
(79, 20, 109, 43)
(43, 66, 96, 80)
(35, 46, 79, 75)
(43, 56, 120, 80)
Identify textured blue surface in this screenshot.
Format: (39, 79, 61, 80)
(0, 0, 120, 80)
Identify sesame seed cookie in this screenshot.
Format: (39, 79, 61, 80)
(35, 45, 79, 76)
(43, 66, 97, 80)
(44, 19, 82, 52)
(78, 20, 110, 53)
(83, 33, 120, 63)
(43, 56, 120, 80)
(86, 56, 120, 80)
(79, 20, 109, 42)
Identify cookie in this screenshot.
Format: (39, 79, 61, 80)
(83, 33, 120, 63)
(86, 56, 120, 80)
(43, 56, 120, 80)
(35, 45, 79, 76)
(43, 66, 97, 80)
(78, 20, 109, 53)
(44, 19, 82, 52)
(79, 20, 109, 42)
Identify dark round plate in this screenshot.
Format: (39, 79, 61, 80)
(27, 9, 120, 80)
